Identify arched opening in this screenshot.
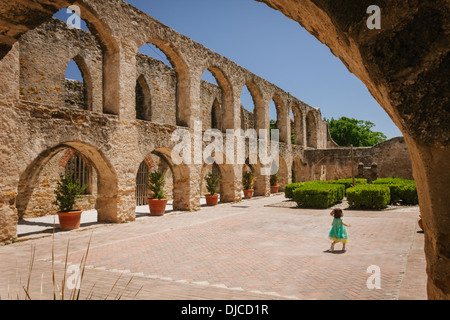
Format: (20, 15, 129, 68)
(201, 153, 238, 203)
(272, 94, 289, 143)
(135, 75, 152, 121)
(64, 55, 93, 110)
(211, 99, 222, 131)
(135, 152, 175, 215)
(306, 111, 318, 148)
(139, 147, 192, 211)
(201, 163, 222, 201)
(244, 158, 267, 197)
(269, 99, 277, 140)
(291, 104, 304, 146)
(52, 6, 120, 115)
(15, 142, 118, 235)
(137, 40, 191, 127)
(201, 66, 233, 132)
(240, 81, 265, 132)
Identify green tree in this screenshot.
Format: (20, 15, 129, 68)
(324, 116, 387, 147)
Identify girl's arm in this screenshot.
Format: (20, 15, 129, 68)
(342, 221, 351, 227)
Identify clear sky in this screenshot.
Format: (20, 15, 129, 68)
(58, 0, 402, 139)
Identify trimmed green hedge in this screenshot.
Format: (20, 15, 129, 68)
(373, 178, 418, 205)
(331, 178, 367, 189)
(347, 185, 390, 209)
(285, 183, 303, 199)
(292, 184, 344, 209)
(284, 181, 329, 199)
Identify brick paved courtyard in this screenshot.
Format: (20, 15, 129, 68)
(0, 195, 427, 300)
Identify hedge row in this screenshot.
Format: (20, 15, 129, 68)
(373, 178, 418, 205)
(285, 177, 418, 209)
(285, 179, 366, 199)
(347, 185, 391, 209)
(331, 178, 367, 189)
(284, 181, 329, 199)
(292, 184, 345, 209)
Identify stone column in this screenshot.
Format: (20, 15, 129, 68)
(407, 140, 450, 300)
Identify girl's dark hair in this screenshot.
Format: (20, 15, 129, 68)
(333, 208, 343, 219)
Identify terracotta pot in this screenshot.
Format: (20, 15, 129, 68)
(57, 210, 82, 230)
(148, 198, 168, 216)
(243, 189, 254, 198)
(205, 194, 219, 206)
(270, 185, 280, 193)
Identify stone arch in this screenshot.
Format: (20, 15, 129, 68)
(16, 141, 118, 223)
(135, 74, 152, 121)
(66, 1, 120, 116)
(306, 111, 318, 148)
(201, 66, 234, 132)
(139, 39, 191, 127)
(201, 153, 239, 203)
(150, 147, 191, 210)
(271, 93, 289, 143)
(291, 103, 304, 146)
(66, 54, 93, 111)
(242, 81, 265, 131)
(244, 157, 268, 196)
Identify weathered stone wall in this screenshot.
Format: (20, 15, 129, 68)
(0, 0, 410, 244)
(302, 137, 414, 181)
(18, 18, 103, 112)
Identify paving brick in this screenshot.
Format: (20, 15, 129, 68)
(0, 195, 426, 300)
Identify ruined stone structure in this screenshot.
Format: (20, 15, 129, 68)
(0, 0, 447, 299)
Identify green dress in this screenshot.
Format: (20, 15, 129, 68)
(329, 217, 348, 243)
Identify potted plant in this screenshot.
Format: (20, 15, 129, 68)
(270, 174, 280, 193)
(204, 172, 220, 206)
(147, 171, 168, 216)
(242, 170, 255, 198)
(53, 174, 87, 230)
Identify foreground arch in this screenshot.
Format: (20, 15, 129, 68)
(16, 141, 118, 223)
(257, 0, 450, 299)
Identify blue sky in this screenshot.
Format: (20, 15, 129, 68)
(57, 0, 402, 138)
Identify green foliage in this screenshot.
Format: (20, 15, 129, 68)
(205, 172, 221, 195)
(324, 116, 387, 147)
(285, 183, 303, 199)
(372, 178, 414, 185)
(292, 184, 344, 209)
(331, 178, 367, 189)
(270, 174, 280, 186)
(285, 180, 344, 200)
(373, 178, 418, 205)
(242, 170, 254, 190)
(346, 185, 391, 209)
(148, 171, 166, 200)
(53, 174, 87, 212)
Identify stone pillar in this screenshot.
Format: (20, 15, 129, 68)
(357, 162, 364, 179)
(407, 140, 450, 300)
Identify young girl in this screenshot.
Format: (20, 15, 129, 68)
(329, 208, 351, 251)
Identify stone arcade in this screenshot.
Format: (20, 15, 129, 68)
(0, 0, 448, 299)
